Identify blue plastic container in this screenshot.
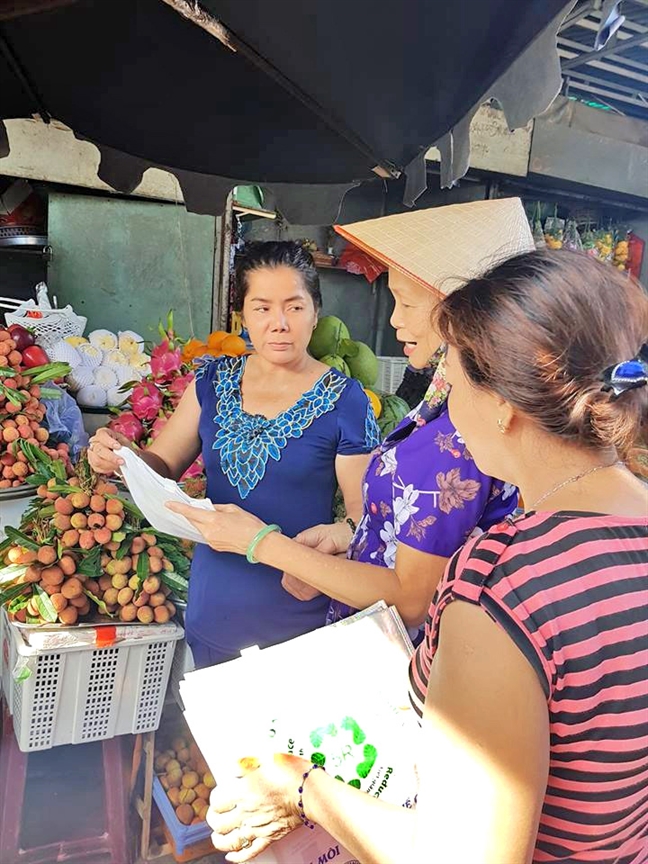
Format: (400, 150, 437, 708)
(152, 775, 211, 854)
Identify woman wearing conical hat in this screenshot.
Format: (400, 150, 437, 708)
(169, 198, 534, 638)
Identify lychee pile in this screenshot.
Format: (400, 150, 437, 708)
(0, 327, 72, 488)
(0, 446, 189, 626)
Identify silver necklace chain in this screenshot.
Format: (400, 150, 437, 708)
(528, 460, 625, 512)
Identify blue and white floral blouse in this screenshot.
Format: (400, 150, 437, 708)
(186, 355, 380, 664)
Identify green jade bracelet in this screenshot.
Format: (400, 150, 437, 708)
(246, 523, 282, 564)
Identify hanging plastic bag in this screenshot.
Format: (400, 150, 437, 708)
(42, 384, 89, 459)
(338, 245, 387, 283)
(531, 202, 546, 250)
(582, 221, 597, 256)
(594, 226, 615, 261)
(544, 206, 564, 249)
(563, 219, 583, 252)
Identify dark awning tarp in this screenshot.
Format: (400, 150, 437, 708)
(1, 0, 574, 220)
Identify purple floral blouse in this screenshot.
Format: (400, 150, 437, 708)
(327, 348, 518, 627)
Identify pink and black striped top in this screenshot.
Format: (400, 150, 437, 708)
(409, 511, 648, 864)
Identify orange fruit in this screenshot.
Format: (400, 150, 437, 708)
(181, 339, 207, 362)
(220, 335, 247, 357)
(207, 330, 228, 350)
(364, 389, 382, 419)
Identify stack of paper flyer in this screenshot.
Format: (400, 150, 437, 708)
(119, 447, 213, 544)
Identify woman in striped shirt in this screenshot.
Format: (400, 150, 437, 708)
(206, 249, 648, 864)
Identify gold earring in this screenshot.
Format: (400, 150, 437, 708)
(497, 418, 507, 434)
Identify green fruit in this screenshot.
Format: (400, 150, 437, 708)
(320, 354, 351, 376)
(309, 316, 350, 360)
(378, 395, 410, 437)
(341, 340, 378, 387)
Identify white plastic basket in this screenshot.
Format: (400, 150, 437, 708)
(1, 304, 87, 350)
(1, 610, 183, 751)
(376, 356, 409, 394)
(169, 638, 195, 711)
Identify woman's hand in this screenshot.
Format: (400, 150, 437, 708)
(280, 521, 352, 601)
(292, 521, 353, 557)
(207, 754, 307, 862)
(87, 427, 131, 475)
(166, 501, 266, 556)
(281, 573, 322, 602)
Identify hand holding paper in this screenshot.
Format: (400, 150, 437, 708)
(118, 447, 214, 544)
(165, 499, 266, 555)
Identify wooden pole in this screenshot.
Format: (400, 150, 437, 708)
(158, 0, 236, 52)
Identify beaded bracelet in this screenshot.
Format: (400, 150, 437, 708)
(246, 524, 282, 564)
(297, 763, 324, 829)
(346, 517, 357, 536)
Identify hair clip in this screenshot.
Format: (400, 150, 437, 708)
(601, 343, 648, 398)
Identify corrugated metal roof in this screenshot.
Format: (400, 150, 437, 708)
(559, 1, 648, 119)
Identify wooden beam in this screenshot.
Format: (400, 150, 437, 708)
(0, 0, 78, 21)
(158, 0, 236, 51)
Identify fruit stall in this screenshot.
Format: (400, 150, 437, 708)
(0, 266, 411, 864)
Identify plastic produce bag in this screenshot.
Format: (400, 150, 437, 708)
(563, 219, 583, 252)
(544, 207, 564, 249)
(42, 384, 89, 459)
(531, 202, 546, 250)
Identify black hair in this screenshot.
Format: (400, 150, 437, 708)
(233, 241, 321, 311)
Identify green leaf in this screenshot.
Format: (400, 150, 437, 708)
(7, 594, 30, 614)
(39, 387, 61, 400)
(84, 589, 113, 616)
(19, 440, 50, 467)
(51, 461, 67, 483)
(106, 494, 143, 521)
(136, 553, 150, 582)
(34, 584, 58, 623)
(160, 570, 188, 597)
(26, 473, 49, 487)
(4, 527, 39, 552)
(77, 546, 101, 579)
(0, 580, 28, 606)
(49, 483, 77, 494)
(156, 543, 190, 576)
(24, 362, 71, 383)
(117, 380, 138, 393)
(115, 538, 134, 560)
(4, 389, 24, 407)
(0, 367, 17, 377)
(112, 531, 126, 543)
(0, 535, 14, 557)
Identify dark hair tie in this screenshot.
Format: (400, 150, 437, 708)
(601, 343, 648, 398)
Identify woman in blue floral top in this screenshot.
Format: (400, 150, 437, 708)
(89, 241, 378, 666)
(171, 199, 535, 640)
